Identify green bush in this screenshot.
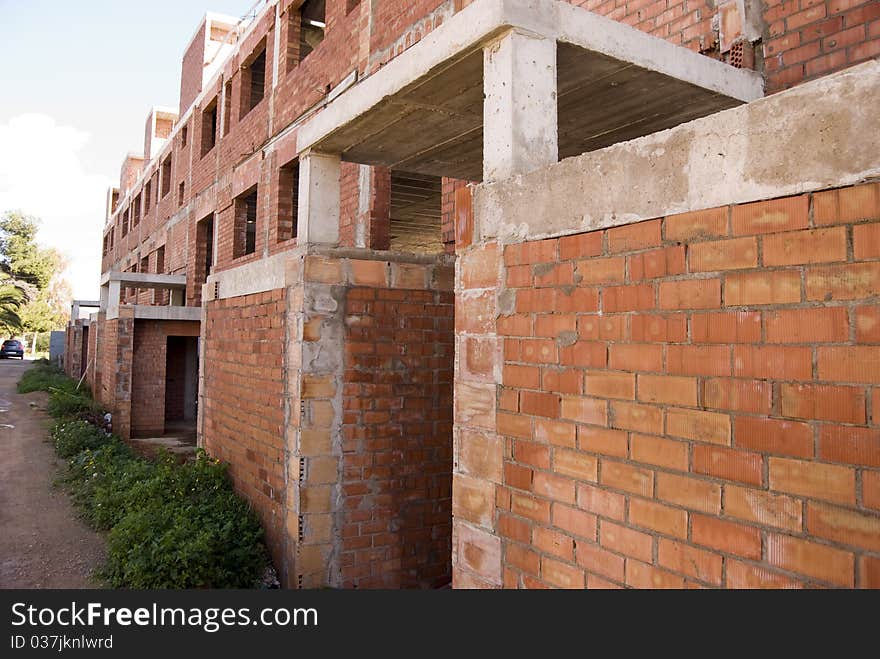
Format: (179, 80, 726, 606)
(63, 440, 149, 530)
(47, 387, 103, 420)
(33, 364, 271, 589)
(17, 360, 72, 394)
(18, 361, 105, 422)
(100, 452, 267, 589)
(52, 419, 111, 458)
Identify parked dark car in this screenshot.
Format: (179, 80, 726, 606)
(0, 339, 24, 359)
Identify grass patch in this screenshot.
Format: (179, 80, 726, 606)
(22, 361, 270, 588)
(18, 359, 72, 394)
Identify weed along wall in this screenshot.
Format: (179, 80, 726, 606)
(451, 64, 880, 588)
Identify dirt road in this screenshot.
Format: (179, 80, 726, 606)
(0, 359, 105, 588)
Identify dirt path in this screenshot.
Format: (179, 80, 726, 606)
(0, 360, 105, 588)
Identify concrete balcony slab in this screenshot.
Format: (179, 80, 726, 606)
(296, 0, 762, 182)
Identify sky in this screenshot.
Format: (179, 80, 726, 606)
(0, 0, 255, 299)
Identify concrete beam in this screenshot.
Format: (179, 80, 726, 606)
(473, 60, 880, 243)
(101, 270, 187, 290)
(71, 299, 101, 320)
(297, 151, 341, 246)
(483, 30, 557, 182)
(207, 250, 297, 301)
(132, 305, 201, 322)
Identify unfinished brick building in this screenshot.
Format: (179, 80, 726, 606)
(77, 0, 880, 588)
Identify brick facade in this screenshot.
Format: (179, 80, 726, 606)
(763, 0, 880, 91)
(83, 0, 879, 588)
(203, 290, 288, 575)
(340, 284, 454, 587)
(454, 182, 880, 588)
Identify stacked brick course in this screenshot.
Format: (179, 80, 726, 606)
(763, 0, 880, 91)
(203, 290, 288, 572)
(340, 284, 454, 587)
(454, 182, 880, 588)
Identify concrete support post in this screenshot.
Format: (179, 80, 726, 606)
(106, 281, 121, 319)
(483, 30, 558, 183)
(297, 150, 341, 246)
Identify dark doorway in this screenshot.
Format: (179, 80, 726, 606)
(165, 336, 199, 440)
(80, 326, 90, 379)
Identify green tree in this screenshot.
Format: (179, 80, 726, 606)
(0, 211, 71, 347)
(0, 211, 60, 289)
(0, 277, 25, 335)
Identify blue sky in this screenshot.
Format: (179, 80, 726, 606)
(0, 0, 253, 297)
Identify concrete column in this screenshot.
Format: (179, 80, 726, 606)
(106, 281, 121, 319)
(297, 150, 341, 246)
(483, 30, 558, 183)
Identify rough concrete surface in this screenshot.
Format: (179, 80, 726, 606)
(0, 360, 105, 588)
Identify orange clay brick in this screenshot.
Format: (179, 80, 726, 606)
(731, 195, 809, 235)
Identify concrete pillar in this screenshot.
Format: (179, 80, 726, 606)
(297, 150, 341, 246)
(106, 281, 121, 319)
(483, 30, 558, 183)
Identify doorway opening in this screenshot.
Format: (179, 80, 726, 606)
(80, 325, 90, 380)
(165, 336, 199, 442)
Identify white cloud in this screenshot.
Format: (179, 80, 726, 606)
(0, 114, 112, 299)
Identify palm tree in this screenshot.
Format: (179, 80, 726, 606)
(0, 276, 26, 335)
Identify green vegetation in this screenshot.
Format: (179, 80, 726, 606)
(0, 210, 70, 348)
(22, 361, 269, 588)
(18, 358, 102, 422)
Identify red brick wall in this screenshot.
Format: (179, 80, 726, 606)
(368, 0, 449, 68)
(484, 181, 880, 588)
(87, 314, 102, 397)
(97, 319, 118, 412)
(568, 0, 716, 53)
(98, 313, 134, 440)
(202, 290, 287, 574)
(763, 0, 880, 92)
(180, 23, 206, 115)
(442, 178, 472, 254)
(339, 162, 361, 248)
(340, 284, 455, 588)
(64, 323, 83, 379)
(130, 320, 200, 438)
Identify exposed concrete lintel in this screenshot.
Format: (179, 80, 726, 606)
(132, 305, 202, 322)
(310, 245, 456, 267)
(296, 0, 762, 154)
(474, 60, 880, 243)
(207, 250, 299, 301)
(101, 270, 187, 290)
